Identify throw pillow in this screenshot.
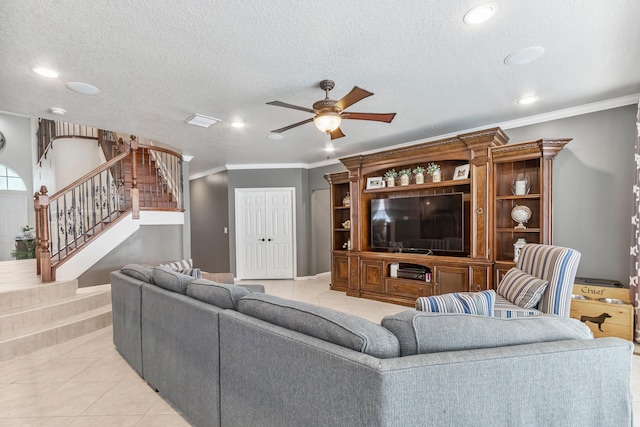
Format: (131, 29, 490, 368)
(381, 310, 593, 356)
(180, 267, 202, 279)
(186, 279, 250, 310)
(237, 293, 400, 359)
(497, 268, 549, 309)
(120, 264, 154, 283)
(152, 265, 195, 294)
(161, 258, 193, 271)
(415, 289, 495, 316)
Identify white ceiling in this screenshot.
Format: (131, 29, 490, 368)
(1, 1, 639, 177)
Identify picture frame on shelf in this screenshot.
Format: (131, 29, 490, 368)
(366, 176, 386, 189)
(453, 164, 470, 180)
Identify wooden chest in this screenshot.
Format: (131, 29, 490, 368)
(569, 284, 634, 341)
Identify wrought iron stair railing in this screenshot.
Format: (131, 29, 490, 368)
(34, 120, 184, 282)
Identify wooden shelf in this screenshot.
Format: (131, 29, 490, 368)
(364, 178, 470, 194)
(334, 228, 351, 232)
(496, 228, 541, 233)
(495, 194, 541, 201)
(334, 206, 350, 210)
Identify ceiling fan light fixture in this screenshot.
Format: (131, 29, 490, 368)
(313, 112, 342, 133)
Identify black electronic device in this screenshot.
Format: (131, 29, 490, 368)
(370, 192, 467, 255)
(397, 266, 428, 281)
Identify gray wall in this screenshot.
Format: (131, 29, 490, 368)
(190, 171, 230, 272)
(505, 104, 636, 285)
(77, 224, 184, 287)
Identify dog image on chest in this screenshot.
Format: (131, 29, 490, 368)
(580, 312, 612, 332)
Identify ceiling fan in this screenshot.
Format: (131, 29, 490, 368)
(267, 80, 396, 140)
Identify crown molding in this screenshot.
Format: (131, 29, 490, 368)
(188, 94, 640, 179)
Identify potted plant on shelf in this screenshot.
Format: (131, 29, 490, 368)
(413, 166, 426, 184)
(426, 162, 441, 183)
(398, 169, 412, 186)
(384, 169, 398, 187)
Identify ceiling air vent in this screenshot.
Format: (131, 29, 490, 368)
(185, 113, 221, 128)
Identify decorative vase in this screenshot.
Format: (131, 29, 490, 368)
(415, 172, 424, 185)
(432, 170, 441, 183)
(342, 192, 351, 207)
(400, 175, 410, 186)
(513, 238, 527, 262)
(386, 177, 395, 187)
(511, 205, 532, 229)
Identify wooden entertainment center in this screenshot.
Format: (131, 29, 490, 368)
(325, 128, 570, 307)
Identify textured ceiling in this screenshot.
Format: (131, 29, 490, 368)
(1, 1, 639, 177)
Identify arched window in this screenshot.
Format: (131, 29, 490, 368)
(0, 164, 27, 191)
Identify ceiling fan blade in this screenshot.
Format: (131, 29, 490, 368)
(344, 112, 396, 123)
(266, 101, 316, 114)
(330, 127, 345, 140)
(335, 87, 374, 111)
(270, 118, 314, 133)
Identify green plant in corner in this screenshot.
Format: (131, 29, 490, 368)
(384, 169, 398, 179)
(426, 162, 441, 175)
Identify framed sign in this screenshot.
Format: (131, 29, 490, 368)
(453, 164, 470, 180)
(366, 176, 385, 189)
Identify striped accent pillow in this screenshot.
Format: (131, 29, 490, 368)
(415, 290, 495, 316)
(161, 259, 193, 271)
(497, 268, 548, 309)
(180, 268, 202, 279)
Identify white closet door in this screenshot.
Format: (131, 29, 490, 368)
(235, 188, 295, 279)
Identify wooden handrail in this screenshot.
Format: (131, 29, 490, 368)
(48, 151, 129, 203)
(36, 121, 185, 282)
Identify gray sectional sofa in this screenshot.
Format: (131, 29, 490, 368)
(110, 264, 634, 427)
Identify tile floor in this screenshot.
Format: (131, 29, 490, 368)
(0, 274, 638, 426)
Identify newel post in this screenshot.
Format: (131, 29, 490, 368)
(34, 191, 41, 275)
(39, 186, 52, 283)
(130, 135, 140, 219)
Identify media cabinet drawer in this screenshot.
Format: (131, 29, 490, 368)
(386, 279, 431, 298)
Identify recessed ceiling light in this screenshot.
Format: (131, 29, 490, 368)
(32, 67, 59, 78)
(185, 114, 221, 128)
(463, 3, 500, 25)
(49, 107, 66, 115)
(231, 121, 245, 128)
(267, 133, 284, 140)
(517, 95, 540, 105)
(504, 46, 545, 66)
(65, 82, 101, 96)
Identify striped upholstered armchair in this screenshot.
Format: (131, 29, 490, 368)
(493, 244, 582, 318)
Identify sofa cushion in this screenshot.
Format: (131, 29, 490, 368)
(120, 264, 154, 283)
(415, 290, 495, 316)
(237, 293, 400, 359)
(493, 294, 543, 318)
(497, 268, 549, 309)
(381, 310, 593, 356)
(152, 265, 195, 294)
(186, 279, 251, 310)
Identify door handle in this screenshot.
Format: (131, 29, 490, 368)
(268, 238, 272, 241)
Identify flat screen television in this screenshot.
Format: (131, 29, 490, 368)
(370, 193, 466, 255)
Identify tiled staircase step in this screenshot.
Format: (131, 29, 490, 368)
(0, 304, 112, 362)
(0, 286, 111, 337)
(0, 280, 78, 313)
